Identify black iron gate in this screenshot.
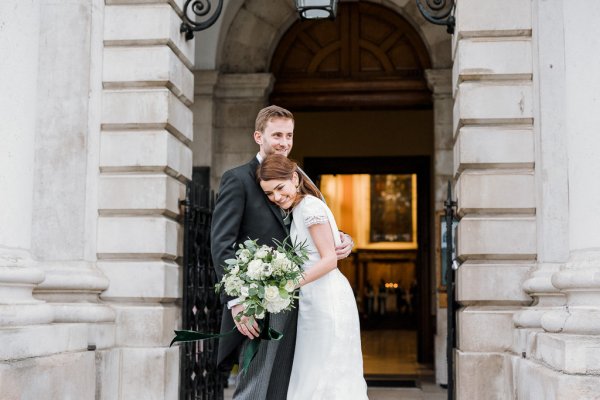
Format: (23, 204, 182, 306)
(179, 172, 226, 400)
(444, 182, 458, 400)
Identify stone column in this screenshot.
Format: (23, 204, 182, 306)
(536, 2, 600, 390)
(512, 0, 567, 354)
(0, 0, 53, 336)
(453, 1, 535, 398)
(98, 2, 194, 398)
(191, 70, 219, 169)
(30, 0, 115, 350)
(213, 73, 274, 183)
(425, 68, 452, 386)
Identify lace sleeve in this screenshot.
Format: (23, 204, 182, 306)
(302, 196, 329, 227)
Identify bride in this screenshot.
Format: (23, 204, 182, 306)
(257, 154, 368, 400)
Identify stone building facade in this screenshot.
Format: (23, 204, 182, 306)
(0, 0, 599, 399)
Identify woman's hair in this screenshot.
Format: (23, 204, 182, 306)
(256, 154, 321, 207)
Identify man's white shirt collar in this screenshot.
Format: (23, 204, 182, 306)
(256, 153, 263, 163)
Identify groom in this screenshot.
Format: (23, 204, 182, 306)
(211, 105, 353, 399)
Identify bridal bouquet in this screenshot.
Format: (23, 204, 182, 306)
(170, 237, 308, 373)
(215, 238, 308, 323)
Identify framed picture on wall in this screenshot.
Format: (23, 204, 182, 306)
(319, 173, 418, 250)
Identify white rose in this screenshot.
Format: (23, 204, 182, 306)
(247, 259, 263, 280)
(264, 285, 280, 302)
(255, 248, 269, 259)
(239, 249, 251, 263)
(265, 297, 291, 314)
(240, 286, 249, 297)
(284, 280, 296, 292)
(274, 251, 286, 260)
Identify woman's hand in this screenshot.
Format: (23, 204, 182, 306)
(335, 232, 354, 259)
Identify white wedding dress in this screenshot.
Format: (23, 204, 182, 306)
(287, 195, 368, 400)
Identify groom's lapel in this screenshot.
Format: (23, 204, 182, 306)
(247, 158, 287, 233)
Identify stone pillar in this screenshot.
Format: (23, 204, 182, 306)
(534, 3, 600, 394)
(192, 70, 219, 168)
(512, 0, 567, 355)
(425, 68, 452, 386)
(30, 0, 115, 350)
(213, 73, 274, 184)
(0, 2, 94, 397)
(0, 0, 53, 334)
(98, 2, 194, 398)
(453, 1, 535, 398)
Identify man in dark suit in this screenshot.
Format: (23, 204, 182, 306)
(211, 105, 353, 399)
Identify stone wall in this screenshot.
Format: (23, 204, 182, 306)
(98, 0, 194, 398)
(452, 0, 535, 398)
(0, 0, 194, 398)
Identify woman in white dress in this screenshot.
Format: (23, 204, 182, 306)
(257, 154, 368, 400)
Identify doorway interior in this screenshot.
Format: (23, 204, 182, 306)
(270, 1, 436, 385)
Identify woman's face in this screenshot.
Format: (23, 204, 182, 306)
(260, 174, 298, 210)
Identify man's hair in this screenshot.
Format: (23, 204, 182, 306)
(255, 105, 294, 133)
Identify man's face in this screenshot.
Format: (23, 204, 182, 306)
(254, 117, 294, 158)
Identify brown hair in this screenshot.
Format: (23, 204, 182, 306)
(255, 105, 294, 133)
(256, 154, 321, 207)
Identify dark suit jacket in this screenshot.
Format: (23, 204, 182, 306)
(210, 157, 288, 368)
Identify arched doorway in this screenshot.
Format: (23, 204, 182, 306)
(269, 1, 435, 383)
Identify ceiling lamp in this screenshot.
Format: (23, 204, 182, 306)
(295, 0, 338, 20)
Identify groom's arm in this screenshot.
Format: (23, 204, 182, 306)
(211, 170, 245, 304)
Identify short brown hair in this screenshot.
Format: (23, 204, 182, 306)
(255, 105, 294, 133)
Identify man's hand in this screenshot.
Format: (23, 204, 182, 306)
(335, 232, 354, 260)
(232, 304, 260, 339)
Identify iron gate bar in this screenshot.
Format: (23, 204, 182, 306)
(444, 181, 457, 400)
(179, 181, 226, 400)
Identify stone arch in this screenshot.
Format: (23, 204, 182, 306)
(218, 0, 451, 73)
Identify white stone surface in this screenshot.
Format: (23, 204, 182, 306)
(457, 216, 536, 259)
(98, 260, 180, 301)
(0, 351, 95, 400)
(99, 174, 185, 217)
(103, 46, 194, 104)
(456, 351, 512, 400)
(455, 0, 532, 37)
(456, 170, 535, 213)
(454, 37, 532, 89)
(104, 4, 194, 67)
(102, 89, 193, 144)
(0, 0, 39, 250)
(515, 355, 600, 399)
(97, 216, 180, 259)
(454, 127, 534, 171)
(100, 130, 192, 179)
(453, 82, 533, 135)
(533, 333, 600, 374)
(112, 304, 180, 347)
(458, 262, 532, 304)
(0, 323, 87, 361)
(459, 307, 517, 352)
(118, 347, 179, 400)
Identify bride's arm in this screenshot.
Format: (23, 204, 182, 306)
(299, 223, 338, 287)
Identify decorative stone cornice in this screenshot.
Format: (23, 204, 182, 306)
(425, 68, 452, 95)
(215, 73, 275, 99)
(194, 70, 219, 96)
